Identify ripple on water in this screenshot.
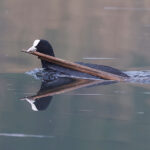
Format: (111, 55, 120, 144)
(125, 70, 150, 84)
(82, 57, 116, 60)
(26, 68, 150, 84)
(0, 133, 55, 138)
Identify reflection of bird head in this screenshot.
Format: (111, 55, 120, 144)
(27, 39, 55, 69)
(24, 96, 52, 111)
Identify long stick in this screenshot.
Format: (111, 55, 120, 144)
(22, 50, 127, 81)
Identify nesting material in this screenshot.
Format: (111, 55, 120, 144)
(22, 50, 127, 81)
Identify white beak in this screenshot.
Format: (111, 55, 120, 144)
(27, 39, 40, 52)
(27, 46, 37, 52)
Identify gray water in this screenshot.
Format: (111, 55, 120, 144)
(1, 0, 150, 150)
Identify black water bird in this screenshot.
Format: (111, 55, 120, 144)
(27, 39, 128, 79)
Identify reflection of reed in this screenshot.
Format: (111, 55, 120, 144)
(26, 79, 103, 100)
(21, 76, 115, 111)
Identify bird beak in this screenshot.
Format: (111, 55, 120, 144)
(27, 46, 37, 52)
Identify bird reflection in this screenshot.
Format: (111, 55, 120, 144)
(21, 77, 116, 111)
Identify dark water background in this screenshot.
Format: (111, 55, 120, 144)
(1, 0, 150, 150)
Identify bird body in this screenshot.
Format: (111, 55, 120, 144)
(27, 39, 128, 79)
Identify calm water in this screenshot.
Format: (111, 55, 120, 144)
(1, 0, 150, 150)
